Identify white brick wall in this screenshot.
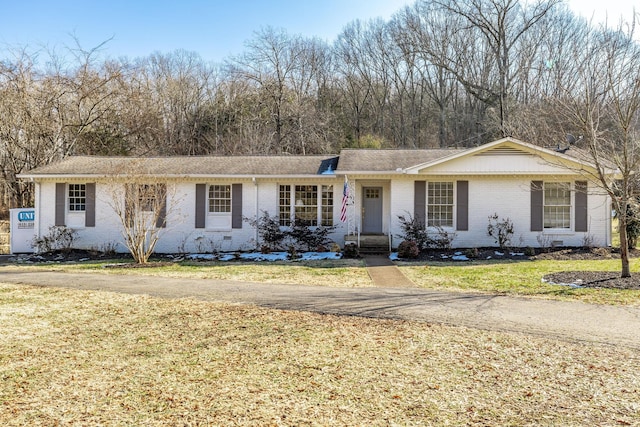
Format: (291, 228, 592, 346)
(388, 176, 610, 249)
(33, 172, 610, 253)
(36, 178, 346, 254)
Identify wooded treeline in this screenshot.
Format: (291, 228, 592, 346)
(1, 0, 638, 212)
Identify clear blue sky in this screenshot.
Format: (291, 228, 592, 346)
(0, 0, 412, 63)
(0, 0, 633, 64)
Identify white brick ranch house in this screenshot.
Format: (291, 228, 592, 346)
(18, 138, 613, 253)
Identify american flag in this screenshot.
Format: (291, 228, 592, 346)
(340, 176, 349, 222)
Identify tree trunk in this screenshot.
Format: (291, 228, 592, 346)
(619, 216, 631, 278)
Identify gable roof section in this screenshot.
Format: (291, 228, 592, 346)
(19, 138, 612, 180)
(334, 148, 464, 173)
(402, 138, 607, 175)
(20, 155, 340, 179)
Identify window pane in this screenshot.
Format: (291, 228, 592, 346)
(68, 184, 86, 211)
(208, 185, 231, 213)
(138, 184, 156, 212)
(295, 185, 318, 226)
(279, 185, 291, 226)
(544, 182, 571, 228)
(322, 185, 333, 226)
(427, 182, 453, 227)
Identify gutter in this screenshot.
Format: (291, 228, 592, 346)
(17, 173, 341, 180)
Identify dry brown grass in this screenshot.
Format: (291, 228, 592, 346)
(13, 259, 374, 288)
(1, 282, 639, 426)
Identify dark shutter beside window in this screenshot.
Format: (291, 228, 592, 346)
(232, 183, 242, 229)
(155, 184, 167, 228)
(575, 181, 588, 232)
(414, 181, 426, 226)
(55, 183, 66, 226)
(531, 181, 543, 231)
(195, 184, 206, 228)
(125, 184, 134, 227)
(456, 181, 469, 231)
(85, 183, 96, 227)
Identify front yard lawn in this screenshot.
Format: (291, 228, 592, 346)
(398, 258, 640, 305)
(1, 283, 638, 426)
(4, 251, 640, 305)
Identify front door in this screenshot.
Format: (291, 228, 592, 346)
(362, 187, 383, 233)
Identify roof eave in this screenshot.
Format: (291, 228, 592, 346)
(17, 173, 341, 180)
(334, 171, 405, 175)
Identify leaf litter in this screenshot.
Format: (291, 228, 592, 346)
(0, 282, 639, 426)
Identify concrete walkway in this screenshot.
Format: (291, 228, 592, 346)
(363, 255, 416, 287)
(1, 269, 639, 350)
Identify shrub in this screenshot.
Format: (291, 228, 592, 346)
(288, 219, 336, 252)
(342, 243, 360, 258)
(287, 244, 299, 260)
(397, 240, 420, 259)
(396, 212, 430, 251)
(32, 226, 78, 253)
(464, 248, 479, 259)
(487, 213, 514, 249)
(617, 203, 640, 249)
(244, 211, 287, 250)
(431, 226, 457, 250)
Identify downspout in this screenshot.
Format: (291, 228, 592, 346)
(35, 180, 41, 241)
(606, 197, 611, 247)
(253, 177, 258, 244)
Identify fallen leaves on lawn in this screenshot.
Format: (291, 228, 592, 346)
(0, 283, 639, 426)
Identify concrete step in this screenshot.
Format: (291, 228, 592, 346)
(347, 235, 390, 254)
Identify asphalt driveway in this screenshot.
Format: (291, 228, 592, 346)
(1, 269, 639, 349)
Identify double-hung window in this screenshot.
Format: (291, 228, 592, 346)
(544, 182, 571, 229)
(68, 184, 86, 211)
(138, 184, 157, 212)
(321, 185, 333, 226)
(209, 185, 231, 213)
(206, 184, 232, 229)
(279, 184, 334, 226)
(427, 182, 453, 227)
(295, 185, 318, 226)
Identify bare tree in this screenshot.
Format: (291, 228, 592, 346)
(105, 161, 179, 263)
(557, 18, 640, 277)
(394, 4, 465, 147)
(417, 0, 561, 138)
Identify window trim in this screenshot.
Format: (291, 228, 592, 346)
(543, 182, 572, 230)
(427, 181, 454, 228)
(208, 184, 232, 214)
(68, 183, 86, 212)
(278, 183, 334, 227)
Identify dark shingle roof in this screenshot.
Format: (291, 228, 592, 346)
(20, 143, 606, 179)
(334, 149, 465, 172)
(22, 155, 340, 176)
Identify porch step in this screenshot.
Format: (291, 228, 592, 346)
(344, 235, 390, 255)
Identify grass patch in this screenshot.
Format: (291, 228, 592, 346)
(5, 254, 640, 305)
(1, 283, 638, 426)
(399, 258, 640, 305)
(6, 258, 373, 288)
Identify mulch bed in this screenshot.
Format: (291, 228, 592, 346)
(9, 247, 640, 289)
(543, 271, 640, 290)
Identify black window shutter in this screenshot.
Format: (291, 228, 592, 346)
(55, 183, 66, 226)
(456, 181, 469, 231)
(232, 183, 242, 229)
(414, 181, 426, 226)
(85, 183, 96, 227)
(155, 184, 167, 228)
(531, 181, 543, 231)
(195, 184, 206, 228)
(575, 181, 588, 232)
